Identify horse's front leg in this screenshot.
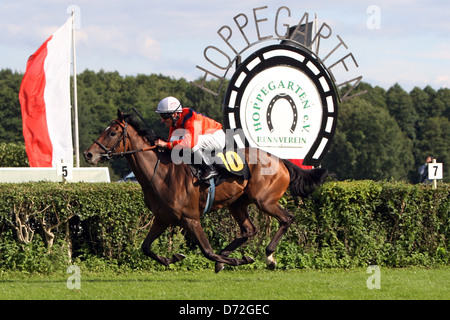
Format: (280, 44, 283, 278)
(181, 217, 254, 269)
(141, 217, 185, 266)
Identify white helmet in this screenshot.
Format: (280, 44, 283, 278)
(156, 96, 182, 114)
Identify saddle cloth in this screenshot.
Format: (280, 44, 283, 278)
(187, 149, 251, 186)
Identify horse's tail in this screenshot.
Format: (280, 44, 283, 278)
(282, 159, 328, 198)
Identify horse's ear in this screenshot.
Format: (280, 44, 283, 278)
(117, 109, 124, 120)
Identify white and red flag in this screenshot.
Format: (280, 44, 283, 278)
(19, 17, 73, 167)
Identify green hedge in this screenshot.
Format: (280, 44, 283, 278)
(0, 181, 448, 273)
(0, 142, 29, 167)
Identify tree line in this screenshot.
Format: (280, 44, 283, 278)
(0, 68, 448, 182)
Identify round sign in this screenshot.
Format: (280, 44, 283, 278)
(223, 44, 338, 166)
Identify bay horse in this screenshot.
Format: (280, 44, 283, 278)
(84, 110, 327, 272)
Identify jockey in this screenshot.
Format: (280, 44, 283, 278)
(154, 96, 225, 181)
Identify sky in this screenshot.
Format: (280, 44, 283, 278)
(1, 0, 449, 92)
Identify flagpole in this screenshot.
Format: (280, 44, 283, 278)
(71, 9, 80, 167)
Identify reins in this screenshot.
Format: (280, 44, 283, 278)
(108, 145, 157, 158)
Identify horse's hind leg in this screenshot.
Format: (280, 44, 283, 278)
(181, 217, 254, 269)
(215, 199, 257, 273)
(256, 201, 294, 269)
(141, 217, 186, 266)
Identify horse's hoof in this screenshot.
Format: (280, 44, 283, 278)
(267, 261, 277, 270)
(244, 256, 255, 264)
(172, 253, 186, 262)
(265, 253, 277, 270)
(215, 262, 225, 273)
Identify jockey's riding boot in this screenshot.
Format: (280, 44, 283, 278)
(193, 148, 218, 181)
(200, 164, 218, 181)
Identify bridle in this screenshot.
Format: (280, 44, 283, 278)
(94, 119, 157, 162)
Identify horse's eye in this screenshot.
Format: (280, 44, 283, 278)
(110, 131, 117, 137)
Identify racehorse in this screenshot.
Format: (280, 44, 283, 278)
(84, 110, 327, 272)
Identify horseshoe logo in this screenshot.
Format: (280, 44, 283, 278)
(266, 93, 298, 133)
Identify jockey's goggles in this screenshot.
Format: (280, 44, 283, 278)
(159, 113, 172, 120)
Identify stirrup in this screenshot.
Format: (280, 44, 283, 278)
(201, 169, 218, 181)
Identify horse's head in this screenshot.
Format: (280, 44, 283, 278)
(84, 110, 130, 165)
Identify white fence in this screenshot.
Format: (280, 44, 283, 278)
(0, 167, 110, 183)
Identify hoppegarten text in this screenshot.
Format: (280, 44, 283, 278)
(191, 5, 366, 102)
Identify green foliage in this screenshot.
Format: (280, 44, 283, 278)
(302, 181, 450, 267)
(386, 83, 418, 140)
(0, 142, 29, 167)
(332, 83, 450, 182)
(323, 99, 414, 180)
(0, 181, 448, 273)
(0, 231, 70, 273)
(0, 69, 23, 143)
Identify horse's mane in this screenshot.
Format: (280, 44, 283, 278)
(121, 113, 173, 163)
(122, 113, 161, 145)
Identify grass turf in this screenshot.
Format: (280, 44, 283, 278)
(0, 266, 448, 300)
